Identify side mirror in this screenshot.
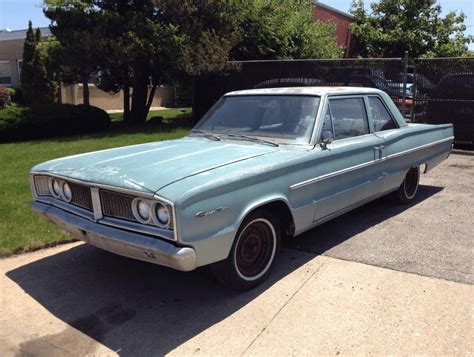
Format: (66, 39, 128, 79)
(320, 130, 333, 149)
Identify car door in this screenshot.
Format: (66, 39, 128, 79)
(312, 95, 385, 222)
(365, 95, 407, 193)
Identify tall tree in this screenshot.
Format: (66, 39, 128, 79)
(42, 0, 340, 123)
(350, 0, 472, 58)
(44, 0, 103, 106)
(20, 21, 36, 104)
(21, 21, 57, 105)
(157, 0, 241, 76)
(96, 0, 239, 123)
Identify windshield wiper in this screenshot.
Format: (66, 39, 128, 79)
(191, 129, 221, 141)
(227, 134, 279, 147)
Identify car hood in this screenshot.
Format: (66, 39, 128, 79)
(31, 137, 280, 193)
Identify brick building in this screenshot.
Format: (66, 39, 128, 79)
(314, 2, 355, 57)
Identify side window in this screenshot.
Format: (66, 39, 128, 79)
(327, 97, 369, 140)
(368, 96, 397, 131)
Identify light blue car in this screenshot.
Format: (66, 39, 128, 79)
(30, 87, 454, 289)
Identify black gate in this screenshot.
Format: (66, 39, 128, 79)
(413, 57, 474, 145)
(193, 57, 474, 145)
(194, 58, 406, 120)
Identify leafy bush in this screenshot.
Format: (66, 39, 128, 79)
(0, 87, 15, 108)
(0, 104, 110, 142)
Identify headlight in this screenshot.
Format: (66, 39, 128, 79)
(137, 200, 150, 221)
(51, 179, 61, 197)
(154, 203, 170, 225)
(132, 197, 173, 228)
(62, 182, 72, 202)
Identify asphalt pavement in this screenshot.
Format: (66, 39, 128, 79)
(287, 152, 473, 284)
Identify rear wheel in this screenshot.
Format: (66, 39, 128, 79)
(396, 166, 420, 204)
(211, 210, 280, 290)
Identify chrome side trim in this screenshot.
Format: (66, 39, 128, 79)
(289, 136, 453, 190)
(385, 136, 454, 160)
(290, 159, 380, 190)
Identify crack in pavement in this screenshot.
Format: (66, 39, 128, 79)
(240, 257, 328, 356)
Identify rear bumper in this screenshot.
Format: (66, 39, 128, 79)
(31, 201, 197, 271)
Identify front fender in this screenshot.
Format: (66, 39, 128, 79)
(176, 190, 294, 267)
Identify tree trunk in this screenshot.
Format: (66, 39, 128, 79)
(122, 66, 130, 122)
(145, 84, 157, 120)
(123, 84, 130, 122)
(130, 64, 148, 124)
(82, 74, 90, 106)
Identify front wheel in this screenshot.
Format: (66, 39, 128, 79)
(396, 166, 420, 204)
(211, 210, 280, 290)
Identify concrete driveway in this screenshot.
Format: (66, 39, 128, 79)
(1, 154, 473, 356)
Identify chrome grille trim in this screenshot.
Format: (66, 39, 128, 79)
(91, 187, 103, 221)
(30, 172, 177, 242)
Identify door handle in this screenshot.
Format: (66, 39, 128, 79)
(374, 145, 385, 161)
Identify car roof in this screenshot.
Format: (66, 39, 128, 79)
(224, 86, 384, 96)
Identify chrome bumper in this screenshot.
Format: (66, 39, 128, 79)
(31, 201, 197, 271)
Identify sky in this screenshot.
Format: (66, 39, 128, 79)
(1, 0, 473, 50)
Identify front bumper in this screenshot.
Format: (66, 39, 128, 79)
(31, 201, 197, 271)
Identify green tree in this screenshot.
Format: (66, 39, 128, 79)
(96, 0, 185, 123)
(231, 0, 342, 60)
(158, 0, 241, 76)
(44, 0, 104, 106)
(350, 0, 472, 58)
(21, 21, 57, 105)
(44, 0, 237, 123)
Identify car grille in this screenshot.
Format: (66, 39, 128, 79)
(69, 182, 94, 210)
(34, 175, 50, 196)
(99, 189, 136, 221)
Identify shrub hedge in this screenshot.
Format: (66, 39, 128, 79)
(0, 104, 110, 142)
(0, 87, 15, 108)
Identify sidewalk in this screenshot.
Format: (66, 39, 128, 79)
(1, 242, 472, 356)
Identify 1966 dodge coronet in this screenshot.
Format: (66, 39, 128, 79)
(30, 87, 453, 289)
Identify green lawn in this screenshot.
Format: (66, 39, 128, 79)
(0, 108, 192, 257)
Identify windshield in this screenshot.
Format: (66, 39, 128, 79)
(193, 95, 321, 144)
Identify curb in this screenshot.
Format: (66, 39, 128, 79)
(452, 149, 474, 156)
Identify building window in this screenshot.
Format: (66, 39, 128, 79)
(17, 60, 23, 84)
(0, 61, 12, 85)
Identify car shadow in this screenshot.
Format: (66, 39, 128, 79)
(285, 184, 444, 254)
(6, 184, 442, 355)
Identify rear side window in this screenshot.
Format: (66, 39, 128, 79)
(368, 96, 397, 131)
(326, 97, 369, 140)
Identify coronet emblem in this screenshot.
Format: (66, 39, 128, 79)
(195, 207, 228, 218)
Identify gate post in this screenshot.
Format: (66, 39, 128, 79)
(401, 51, 409, 118)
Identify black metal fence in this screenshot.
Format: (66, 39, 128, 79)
(194, 58, 408, 119)
(413, 58, 474, 145)
(193, 57, 474, 145)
